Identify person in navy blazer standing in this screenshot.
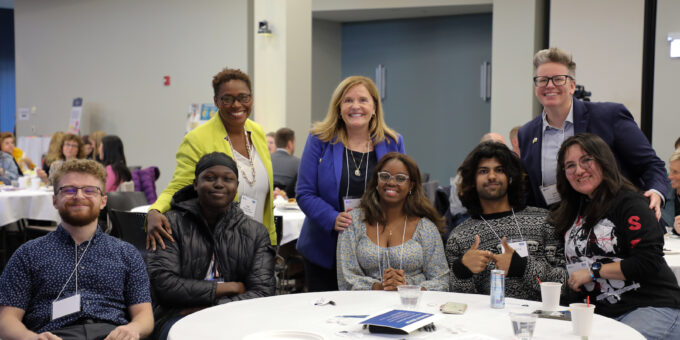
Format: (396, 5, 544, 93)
(296, 76, 405, 291)
(518, 47, 668, 218)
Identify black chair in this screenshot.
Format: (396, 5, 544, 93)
(106, 191, 148, 211)
(108, 209, 147, 254)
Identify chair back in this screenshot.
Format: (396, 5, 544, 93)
(108, 209, 147, 253)
(106, 191, 149, 211)
(422, 180, 439, 204)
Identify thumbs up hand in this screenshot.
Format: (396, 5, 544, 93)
(492, 237, 514, 273)
(461, 235, 493, 274)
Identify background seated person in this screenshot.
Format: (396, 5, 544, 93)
(48, 134, 86, 183)
(271, 127, 300, 197)
(337, 152, 449, 291)
(0, 159, 153, 340)
(552, 133, 680, 339)
(146, 152, 275, 340)
(445, 141, 567, 300)
(663, 148, 680, 235)
(0, 132, 47, 185)
(99, 135, 132, 192)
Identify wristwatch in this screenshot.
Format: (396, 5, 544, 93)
(591, 262, 602, 279)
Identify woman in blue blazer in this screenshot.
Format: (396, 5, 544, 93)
(296, 76, 405, 291)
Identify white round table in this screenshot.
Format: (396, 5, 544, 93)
(168, 290, 643, 340)
(0, 188, 60, 226)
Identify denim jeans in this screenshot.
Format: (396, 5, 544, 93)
(615, 306, 680, 340)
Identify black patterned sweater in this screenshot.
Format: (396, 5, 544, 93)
(445, 207, 568, 301)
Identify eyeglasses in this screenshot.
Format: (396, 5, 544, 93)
(377, 171, 410, 184)
(564, 156, 595, 176)
(57, 185, 103, 197)
(533, 75, 573, 87)
(63, 143, 79, 149)
(219, 94, 252, 106)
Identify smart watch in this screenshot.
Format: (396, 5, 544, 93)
(591, 261, 602, 279)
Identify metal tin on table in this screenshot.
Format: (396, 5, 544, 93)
(490, 269, 505, 309)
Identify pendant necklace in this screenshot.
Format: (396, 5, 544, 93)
(225, 126, 256, 186)
(348, 138, 370, 177)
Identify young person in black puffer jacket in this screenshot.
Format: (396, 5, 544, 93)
(146, 152, 275, 340)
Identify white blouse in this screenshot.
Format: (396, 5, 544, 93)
(233, 144, 269, 224)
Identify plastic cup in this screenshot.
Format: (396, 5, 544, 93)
(570, 303, 595, 336)
(509, 311, 537, 340)
(18, 176, 29, 188)
(30, 176, 40, 190)
(539, 282, 562, 311)
(397, 285, 421, 309)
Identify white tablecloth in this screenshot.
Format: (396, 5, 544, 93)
(0, 189, 60, 226)
(168, 290, 643, 340)
(664, 235, 680, 283)
(275, 207, 304, 245)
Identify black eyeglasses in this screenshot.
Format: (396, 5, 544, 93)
(219, 94, 252, 106)
(57, 185, 103, 197)
(564, 156, 595, 176)
(533, 75, 573, 87)
(377, 172, 410, 184)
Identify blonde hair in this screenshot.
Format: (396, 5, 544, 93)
(52, 159, 107, 193)
(310, 76, 398, 145)
(45, 131, 66, 167)
(670, 148, 680, 163)
(89, 130, 106, 160)
(533, 47, 576, 78)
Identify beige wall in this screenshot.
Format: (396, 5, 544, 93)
(253, 0, 312, 157)
(311, 19, 341, 124)
(653, 0, 680, 164)
(14, 0, 249, 191)
(550, 0, 645, 123)
(489, 0, 545, 143)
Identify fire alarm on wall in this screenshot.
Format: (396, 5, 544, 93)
(164, 76, 171, 86)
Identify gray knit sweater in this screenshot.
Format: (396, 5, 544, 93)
(445, 207, 568, 301)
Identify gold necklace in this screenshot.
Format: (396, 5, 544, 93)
(225, 126, 256, 186)
(348, 138, 370, 177)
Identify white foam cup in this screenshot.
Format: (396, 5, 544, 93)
(539, 282, 562, 311)
(570, 303, 595, 336)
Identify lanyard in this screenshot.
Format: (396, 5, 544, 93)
(54, 238, 92, 301)
(376, 216, 407, 275)
(479, 208, 524, 243)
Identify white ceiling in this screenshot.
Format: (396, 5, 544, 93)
(312, 4, 492, 22)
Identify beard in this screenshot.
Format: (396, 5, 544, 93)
(477, 182, 508, 201)
(58, 200, 101, 227)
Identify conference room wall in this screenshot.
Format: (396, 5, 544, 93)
(341, 14, 493, 186)
(653, 0, 680, 165)
(550, 0, 644, 124)
(311, 19, 342, 125)
(13, 0, 249, 191)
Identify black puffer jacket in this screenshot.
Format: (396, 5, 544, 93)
(146, 186, 275, 331)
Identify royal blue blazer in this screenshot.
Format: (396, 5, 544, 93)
(518, 98, 669, 208)
(296, 133, 406, 269)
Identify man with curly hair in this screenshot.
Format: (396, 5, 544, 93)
(445, 141, 568, 301)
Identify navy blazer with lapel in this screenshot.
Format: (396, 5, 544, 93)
(518, 99, 669, 208)
(296, 133, 405, 269)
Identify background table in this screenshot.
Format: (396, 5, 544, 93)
(168, 290, 644, 340)
(275, 206, 304, 245)
(0, 188, 60, 226)
(664, 234, 680, 283)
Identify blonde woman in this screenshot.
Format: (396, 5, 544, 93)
(296, 76, 405, 291)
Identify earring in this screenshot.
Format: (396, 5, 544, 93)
(409, 190, 412, 195)
(509, 178, 513, 184)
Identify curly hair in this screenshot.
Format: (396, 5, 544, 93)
(310, 76, 399, 146)
(359, 152, 445, 232)
(457, 141, 526, 217)
(59, 134, 86, 160)
(212, 68, 251, 96)
(548, 133, 637, 235)
(52, 159, 107, 193)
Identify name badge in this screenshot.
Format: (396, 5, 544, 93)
(52, 294, 81, 320)
(342, 197, 361, 212)
(501, 241, 529, 257)
(240, 195, 257, 218)
(566, 261, 595, 291)
(540, 184, 561, 206)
